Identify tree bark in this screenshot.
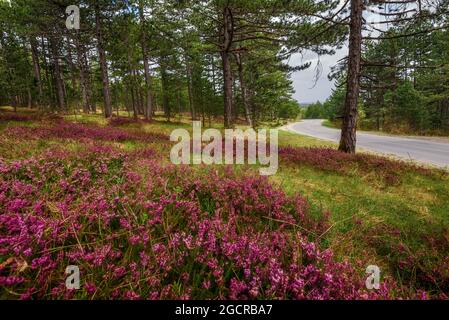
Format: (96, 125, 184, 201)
(50, 37, 66, 111)
(124, 85, 131, 116)
(30, 37, 43, 102)
(138, 85, 144, 115)
(66, 39, 78, 95)
(176, 87, 182, 119)
(139, 0, 153, 120)
(211, 55, 217, 94)
(339, 0, 363, 154)
(11, 95, 17, 112)
(235, 52, 252, 127)
(84, 48, 95, 113)
(95, 5, 112, 118)
(75, 33, 91, 113)
(41, 37, 54, 109)
(125, 32, 139, 120)
(27, 87, 32, 108)
(186, 59, 196, 120)
(160, 58, 170, 122)
(221, 6, 234, 128)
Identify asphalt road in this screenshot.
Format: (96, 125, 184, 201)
(285, 119, 449, 168)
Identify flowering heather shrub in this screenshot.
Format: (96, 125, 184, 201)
(0, 112, 35, 122)
(2, 118, 441, 300)
(3, 120, 167, 144)
(0, 144, 406, 300)
(363, 223, 449, 298)
(108, 117, 150, 127)
(0, 111, 63, 122)
(279, 147, 434, 184)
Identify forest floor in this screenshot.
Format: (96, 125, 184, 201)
(0, 107, 448, 299)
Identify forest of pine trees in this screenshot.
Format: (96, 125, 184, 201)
(1, 0, 448, 143)
(1, 0, 346, 127)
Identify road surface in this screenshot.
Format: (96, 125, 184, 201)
(284, 119, 449, 168)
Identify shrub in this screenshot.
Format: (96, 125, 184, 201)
(0, 146, 399, 300)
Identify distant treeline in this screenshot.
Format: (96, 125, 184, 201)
(2, 0, 354, 127)
(305, 24, 449, 135)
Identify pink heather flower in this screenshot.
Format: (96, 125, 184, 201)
(124, 290, 140, 300)
(139, 251, 150, 267)
(85, 282, 97, 295)
(23, 248, 32, 257)
(148, 292, 159, 300)
(249, 286, 259, 298)
(19, 288, 36, 300)
(32, 201, 45, 215)
(202, 280, 211, 289)
(31, 255, 51, 269)
(324, 273, 334, 284)
(229, 278, 248, 299)
(0, 276, 25, 286)
(183, 235, 194, 249)
(129, 235, 140, 245)
(7, 199, 28, 212)
(180, 272, 190, 283)
(113, 266, 127, 279)
(111, 289, 121, 299)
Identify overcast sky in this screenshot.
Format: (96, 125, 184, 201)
(289, 46, 347, 104)
(289, 0, 408, 104)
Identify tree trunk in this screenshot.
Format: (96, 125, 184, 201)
(50, 37, 66, 111)
(75, 33, 91, 113)
(11, 95, 17, 112)
(139, 0, 153, 120)
(235, 52, 252, 127)
(124, 86, 131, 116)
(339, 0, 363, 154)
(83, 48, 95, 113)
(177, 87, 182, 121)
(138, 86, 145, 115)
(248, 69, 257, 126)
(211, 55, 217, 94)
(30, 37, 43, 102)
(66, 39, 78, 94)
(160, 58, 170, 122)
(95, 5, 112, 118)
(221, 6, 234, 128)
(41, 37, 54, 109)
(200, 84, 206, 127)
(186, 60, 196, 120)
(27, 87, 32, 108)
(125, 32, 139, 120)
(130, 83, 137, 119)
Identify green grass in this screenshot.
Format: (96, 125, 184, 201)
(269, 146, 449, 291)
(321, 119, 338, 129)
(278, 130, 335, 148)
